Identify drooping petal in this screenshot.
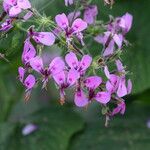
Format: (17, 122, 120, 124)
(18, 67, 25, 82)
(53, 71, 66, 86)
(30, 56, 44, 73)
(127, 79, 132, 94)
(113, 34, 123, 49)
(103, 40, 114, 57)
(23, 11, 33, 20)
(104, 66, 110, 79)
(33, 32, 55, 46)
(84, 76, 102, 90)
(67, 11, 81, 23)
(116, 59, 125, 73)
(22, 40, 36, 64)
(17, 0, 31, 9)
(9, 5, 22, 17)
(49, 57, 65, 75)
(74, 89, 89, 107)
(55, 13, 69, 30)
(24, 74, 36, 89)
(72, 18, 87, 33)
(120, 13, 133, 33)
(65, 52, 79, 69)
(95, 91, 111, 104)
(117, 78, 127, 97)
(67, 69, 79, 86)
(79, 55, 92, 71)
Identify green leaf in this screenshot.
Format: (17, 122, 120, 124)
(69, 103, 150, 150)
(5, 105, 84, 150)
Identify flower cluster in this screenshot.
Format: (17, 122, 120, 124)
(0, 0, 133, 124)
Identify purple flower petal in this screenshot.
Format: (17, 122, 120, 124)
(74, 89, 89, 107)
(65, 52, 79, 69)
(55, 13, 69, 30)
(17, 0, 31, 9)
(84, 76, 102, 90)
(30, 56, 44, 73)
(117, 78, 127, 97)
(9, 5, 22, 17)
(24, 74, 36, 90)
(22, 123, 37, 136)
(67, 69, 79, 86)
(95, 91, 111, 104)
(18, 66, 25, 82)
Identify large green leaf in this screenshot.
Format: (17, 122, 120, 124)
(69, 103, 150, 150)
(0, 105, 84, 150)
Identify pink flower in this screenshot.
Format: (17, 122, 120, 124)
(28, 27, 55, 46)
(55, 13, 87, 44)
(18, 67, 36, 90)
(83, 5, 98, 25)
(111, 100, 126, 116)
(75, 76, 110, 107)
(65, 52, 92, 75)
(53, 69, 79, 104)
(3, 0, 31, 17)
(30, 56, 65, 87)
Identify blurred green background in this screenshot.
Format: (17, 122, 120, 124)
(0, 0, 150, 150)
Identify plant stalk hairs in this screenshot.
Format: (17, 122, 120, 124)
(0, 0, 133, 126)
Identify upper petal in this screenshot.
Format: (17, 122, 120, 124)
(84, 76, 102, 90)
(55, 13, 69, 30)
(72, 18, 87, 33)
(33, 32, 55, 46)
(49, 57, 65, 75)
(65, 52, 79, 69)
(30, 56, 44, 73)
(67, 69, 79, 86)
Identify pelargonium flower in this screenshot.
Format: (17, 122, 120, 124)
(53, 69, 79, 105)
(3, 0, 31, 17)
(104, 59, 132, 98)
(30, 56, 65, 88)
(18, 67, 36, 91)
(83, 5, 98, 25)
(95, 13, 133, 57)
(28, 27, 55, 46)
(0, 19, 13, 31)
(55, 13, 87, 44)
(65, 52, 92, 76)
(64, 0, 74, 6)
(75, 76, 111, 107)
(111, 100, 126, 116)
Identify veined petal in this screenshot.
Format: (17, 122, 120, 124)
(95, 91, 111, 104)
(74, 89, 89, 107)
(33, 32, 55, 46)
(49, 57, 65, 75)
(18, 67, 25, 82)
(53, 71, 66, 86)
(117, 78, 127, 97)
(113, 34, 123, 49)
(24, 74, 36, 89)
(65, 52, 79, 69)
(103, 40, 114, 57)
(55, 13, 69, 30)
(4, 0, 17, 6)
(9, 5, 22, 17)
(30, 56, 44, 73)
(72, 18, 87, 33)
(84, 76, 102, 90)
(79, 55, 92, 71)
(67, 69, 79, 86)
